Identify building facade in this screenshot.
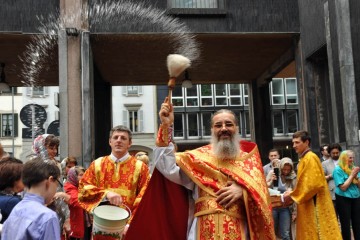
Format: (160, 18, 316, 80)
(0, 0, 359, 165)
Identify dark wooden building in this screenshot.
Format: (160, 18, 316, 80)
(0, 0, 359, 165)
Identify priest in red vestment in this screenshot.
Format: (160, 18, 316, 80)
(126, 98, 274, 240)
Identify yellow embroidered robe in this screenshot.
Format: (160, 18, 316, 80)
(78, 155, 150, 221)
(176, 141, 275, 240)
(290, 151, 341, 240)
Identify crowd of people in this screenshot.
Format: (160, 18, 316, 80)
(0, 96, 359, 240)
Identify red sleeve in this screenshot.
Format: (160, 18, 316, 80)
(64, 182, 81, 208)
(125, 169, 189, 240)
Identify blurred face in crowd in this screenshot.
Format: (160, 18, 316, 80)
(46, 145, 58, 159)
(269, 151, 280, 163)
(282, 164, 292, 177)
(321, 146, 330, 158)
(65, 162, 76, 176)
(77, 171, 85, 182)
(347, 151, 354, 165)
(330, 148, 340, 160)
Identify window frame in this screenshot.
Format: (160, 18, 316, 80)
(0, 113, 18, 138)
(185, 85, 199, 107)
(186, 112, 200, 139)
(228, 84, 242, 106)
(271, 78, 285, 105)
(284, 78, 298, 105)
(214, 84, 228, 106)
(122, 86, 143, 96)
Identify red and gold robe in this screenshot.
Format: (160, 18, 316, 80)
(126, 141, 275, 240)
(78, 155, 150, 221)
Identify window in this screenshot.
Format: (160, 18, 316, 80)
(185, 85, 198, 107)
(200, 84, 213, 106)
(201, 112, 212, 136)
(228, 84, 242, 106)
(285, 78, 298, 104)
(174, 113, 184, 138)
(123, 86, 143, 96)
(172, 86, 184, 107)
(243, 85, 249, 106)
(215, 84, 227, 106)
(271, 79, 285, 105)
(287, 110, 298, 134)
(243, 111, 251, 136)
(272, 110, 284, 135)
(171, 0, 218, 8)
(270, 78, 299, 135)
(123, 107, 143, 133)
(27, 87, 48, 97)
(0, 113, 18, 137)
(187, 113, 199, 137)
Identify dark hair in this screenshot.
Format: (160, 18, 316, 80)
(64, 156, 78, 166)
(0, 157, 23, 190)
(328, 143, 342, 154)
(292, 130, 311, 145)
(268, 148, 280, 155)
(320, 144, 329, 153)
(211, 109, 239, 126)
(44, 134, 59, 157)
(22, 157, 60, 189)
(109, 125, 133, 140)
(44, 134, 60, 148)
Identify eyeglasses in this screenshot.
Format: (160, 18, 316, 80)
(55, 178, 63, 188)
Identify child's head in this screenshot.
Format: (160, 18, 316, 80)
(0, 157, 24, 193)
(67, 166, 85, 187)
(62, 156, 78, 177)
(23, 157, 61, 203)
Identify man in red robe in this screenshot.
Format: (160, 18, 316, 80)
(78, 125, 150, 236)
(126, 98, 274, 240)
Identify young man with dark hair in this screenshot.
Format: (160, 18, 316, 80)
(2, 157, 61, 240)
(263, 148, 281, 177)
(283, 130, 341, 239)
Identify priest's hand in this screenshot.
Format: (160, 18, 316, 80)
(282, 190, 294, 206)
(159, 97, 174, 127)
(106, 191, 123, 206)
(216, 181, 243, 209)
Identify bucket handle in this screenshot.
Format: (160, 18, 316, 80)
(119, 204, 132, 219)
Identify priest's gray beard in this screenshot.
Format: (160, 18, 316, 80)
(211, 133, 240, 160)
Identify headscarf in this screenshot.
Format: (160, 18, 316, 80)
(280, 157, 296, 180)
(67, 167, 79, 187)
(32, 134, 49, 159)
(338, 150, 358, 184)
(66, 166, 85, 187)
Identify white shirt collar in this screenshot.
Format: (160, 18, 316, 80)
(110, 152, 130, 163)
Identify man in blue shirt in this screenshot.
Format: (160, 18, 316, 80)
(2, 157, 61, 240)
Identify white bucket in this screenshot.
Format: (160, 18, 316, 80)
(92, 205, 131, 240)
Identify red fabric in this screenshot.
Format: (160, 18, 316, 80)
(124, 169, 189, 240)
(64, 182, 85, 238)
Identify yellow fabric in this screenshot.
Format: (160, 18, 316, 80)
(78, 155, 150, 222)
(290, 151, 341, 240)
(176, 143, 275, 240)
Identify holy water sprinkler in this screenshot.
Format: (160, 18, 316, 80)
(166, 54, 191, 102)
